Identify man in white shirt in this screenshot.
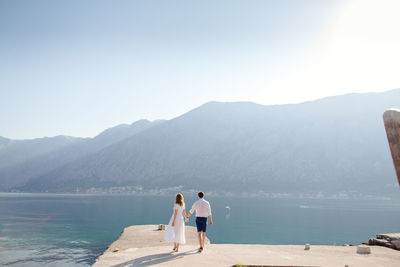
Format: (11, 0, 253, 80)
(187, 191, 213, 252)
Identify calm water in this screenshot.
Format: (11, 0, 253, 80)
(1, 193, 400, 266)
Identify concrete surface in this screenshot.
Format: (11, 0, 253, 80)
(93, 225, 400, 267)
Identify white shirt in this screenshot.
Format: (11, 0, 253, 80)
(190, 198, 212, 218)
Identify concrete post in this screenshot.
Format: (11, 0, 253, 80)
(383, 109, 400, 187)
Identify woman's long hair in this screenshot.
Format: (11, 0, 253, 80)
(175, 193, 184, 207)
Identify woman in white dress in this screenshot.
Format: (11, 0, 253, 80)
(165, 193, 188, 252)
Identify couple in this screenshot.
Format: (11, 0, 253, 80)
(165, 191, 213, 253)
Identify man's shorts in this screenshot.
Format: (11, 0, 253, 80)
(196, 217, 207, 232)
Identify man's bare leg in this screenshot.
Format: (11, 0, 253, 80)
(197, 232, 202, 249)
(201, 232, 206, 248)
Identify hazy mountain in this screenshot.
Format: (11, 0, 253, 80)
(0, 136, 11, 147)
(0, 135, 83, 171)
(0, 119, 164, 190)
(5, 89, 399, 196)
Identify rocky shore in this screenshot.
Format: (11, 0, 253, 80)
(368, 233, 400, 251)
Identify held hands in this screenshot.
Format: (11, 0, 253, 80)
(185, 217, 189, 223)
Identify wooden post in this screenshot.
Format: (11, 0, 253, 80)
(383, 109, 400, 187)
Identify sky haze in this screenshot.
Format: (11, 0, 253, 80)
(1, 0, 399, 139)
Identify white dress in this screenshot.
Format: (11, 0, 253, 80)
(165, 203, 186, 244)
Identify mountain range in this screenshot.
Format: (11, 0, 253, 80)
(1, 89, 400, 197)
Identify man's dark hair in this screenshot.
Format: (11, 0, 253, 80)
(198, 192, 204, 198)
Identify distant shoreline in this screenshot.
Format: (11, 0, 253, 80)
(0, 191, 398, 200)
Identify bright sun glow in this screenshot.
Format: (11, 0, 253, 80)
(265, 0, 400, 104)
(327, 0, 400, 90)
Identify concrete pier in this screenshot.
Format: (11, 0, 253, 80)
(93, 225, 400, 267)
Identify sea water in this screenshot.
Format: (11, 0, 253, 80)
(1, 193, 400, 266)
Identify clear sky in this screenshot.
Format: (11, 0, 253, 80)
(1, 0, 399, 139)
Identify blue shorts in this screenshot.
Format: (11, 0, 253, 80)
(196, 217, 207, 232)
